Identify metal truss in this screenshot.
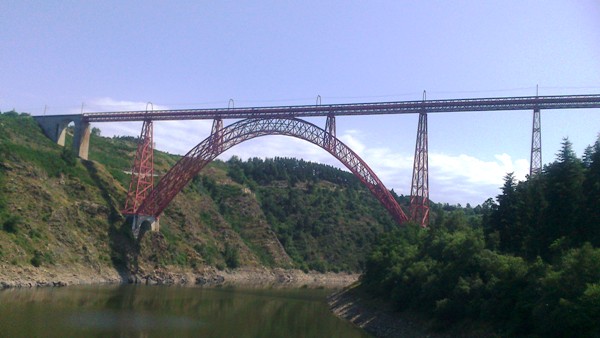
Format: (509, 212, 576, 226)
(122, 119, 154, 214)
(324, 114, 336, 151)
(135, 117, 409, 225)
(530, 109, 542, 176)
(83, 94, 600, 122)
(410, 112, 430, 227)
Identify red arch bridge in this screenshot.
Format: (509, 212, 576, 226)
(35, 94, 600, 236)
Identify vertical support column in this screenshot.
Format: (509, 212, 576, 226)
(123, 119, 154, 214)
(211, 118, 224, 155)
(73, 120, 91, 160)
(324, 114, 336, 151)
(55, 121, 69, 147)
(530, 108, 542, 176)
(410, 111, 430, 227)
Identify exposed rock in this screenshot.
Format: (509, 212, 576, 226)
(195, 274, 225, 286)
(328, 286, 498, 338)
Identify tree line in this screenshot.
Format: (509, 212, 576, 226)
(362, 136, 600, 337)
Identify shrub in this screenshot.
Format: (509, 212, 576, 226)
(223, 243, 239, 269)
(2, 215, 22, 233)
(30, 250, 43, 267)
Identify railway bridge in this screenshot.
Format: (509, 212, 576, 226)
(35, 94, 600, 235)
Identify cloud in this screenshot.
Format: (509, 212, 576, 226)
(82, 97, 171, 113)
(430, 153, 529, 186)
(80, 98, 213, 155)
(327, 130, 529, 204)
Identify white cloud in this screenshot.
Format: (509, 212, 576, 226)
(81, 98, 213, 155)
(83, 97, 171, 113)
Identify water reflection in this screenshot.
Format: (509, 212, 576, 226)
(0, 285, 370, 337)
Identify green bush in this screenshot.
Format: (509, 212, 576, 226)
(223, 243, 239, 269)
(30, 250, 43, 267)
(2, 215, 22, 233)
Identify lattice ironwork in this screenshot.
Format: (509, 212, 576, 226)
(83, 94, 600, 122)
(410, 112, 430, 227)
(122, 119, 154, 214)
(324, 114, 336, 151)
(135, 118, 409, 225)
(530, 109, 542, 176)
(211, 118, 223, 155)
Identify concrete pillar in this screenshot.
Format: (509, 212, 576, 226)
(56, 121, 68, 146)
(73, 120, 91, 160)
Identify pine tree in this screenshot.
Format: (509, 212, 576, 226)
(543, 138, 586, 255)
(583, 135, 600, 246)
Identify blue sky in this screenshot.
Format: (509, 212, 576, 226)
(2, 1, 600, 205)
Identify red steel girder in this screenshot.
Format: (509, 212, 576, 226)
(122, 119, 154, 214)
(135, 118, 409, 225)
(530, 109, 542, 176)
(81, 94, 600, 123)
(410, 112, 430, 227)
(211, 118, 224, 155)
(324, 114, 336, 151)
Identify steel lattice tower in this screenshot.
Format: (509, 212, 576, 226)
(410, 111, 430, 227)
(123, 119, 154, 214)
(530, 108, 542, 176)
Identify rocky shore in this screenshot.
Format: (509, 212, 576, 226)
(328, 285, 497, 338)
(328, 285, 445, 338)
(0, 263, 358, 289)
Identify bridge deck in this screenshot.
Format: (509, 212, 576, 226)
(80, 94, 600, 122)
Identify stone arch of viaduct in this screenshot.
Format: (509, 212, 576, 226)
(34, 115, 91, 159)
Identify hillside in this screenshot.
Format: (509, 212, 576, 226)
(0, 112, 406, 284)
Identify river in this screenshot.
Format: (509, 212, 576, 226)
(0, 285, 370, 337)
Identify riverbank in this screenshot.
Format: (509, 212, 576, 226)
(328, 284, 443, 338)
(328, 284, 498, 338)
(0, 263, 358, 289)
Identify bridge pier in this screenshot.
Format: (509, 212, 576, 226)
(34, 115, 91, 160)
(131, 214, 160, 239)
(410, 111, 430, 227)
(530, 108, 542, 176)
(324, 114, 336, 151)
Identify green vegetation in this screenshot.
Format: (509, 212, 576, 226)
(362, 136, 600, 337)
(224, 156, 402, 271)
(0, 112, 404, 274)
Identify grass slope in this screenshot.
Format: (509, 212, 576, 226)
(0, 112, 403, 279)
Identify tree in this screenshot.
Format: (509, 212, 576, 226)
(489, 173, 523, 254)
(543, 138, 586, 253)
(582, 135, 600, 246)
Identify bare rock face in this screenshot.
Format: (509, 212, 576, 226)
(195, 274, 225, 286)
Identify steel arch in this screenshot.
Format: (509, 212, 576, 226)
(136, 118, 409, 225)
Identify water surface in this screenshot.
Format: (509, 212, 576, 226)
(0, 285, 370, 337)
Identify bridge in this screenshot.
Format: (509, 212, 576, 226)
(34, 94, 600, 235)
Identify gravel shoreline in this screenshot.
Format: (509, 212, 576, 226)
(328, 285, 501, 338)
(0, 264, 358, 289)
(328, 285, 448, 338)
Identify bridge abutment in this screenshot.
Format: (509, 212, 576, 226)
(131, 215, 160, 239)
(35, 115, 91, 160)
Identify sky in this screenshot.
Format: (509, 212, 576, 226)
(2, 1, 600, 206)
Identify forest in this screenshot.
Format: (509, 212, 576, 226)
(361, 137, 600, 337)
(211, 156, 405, 271)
